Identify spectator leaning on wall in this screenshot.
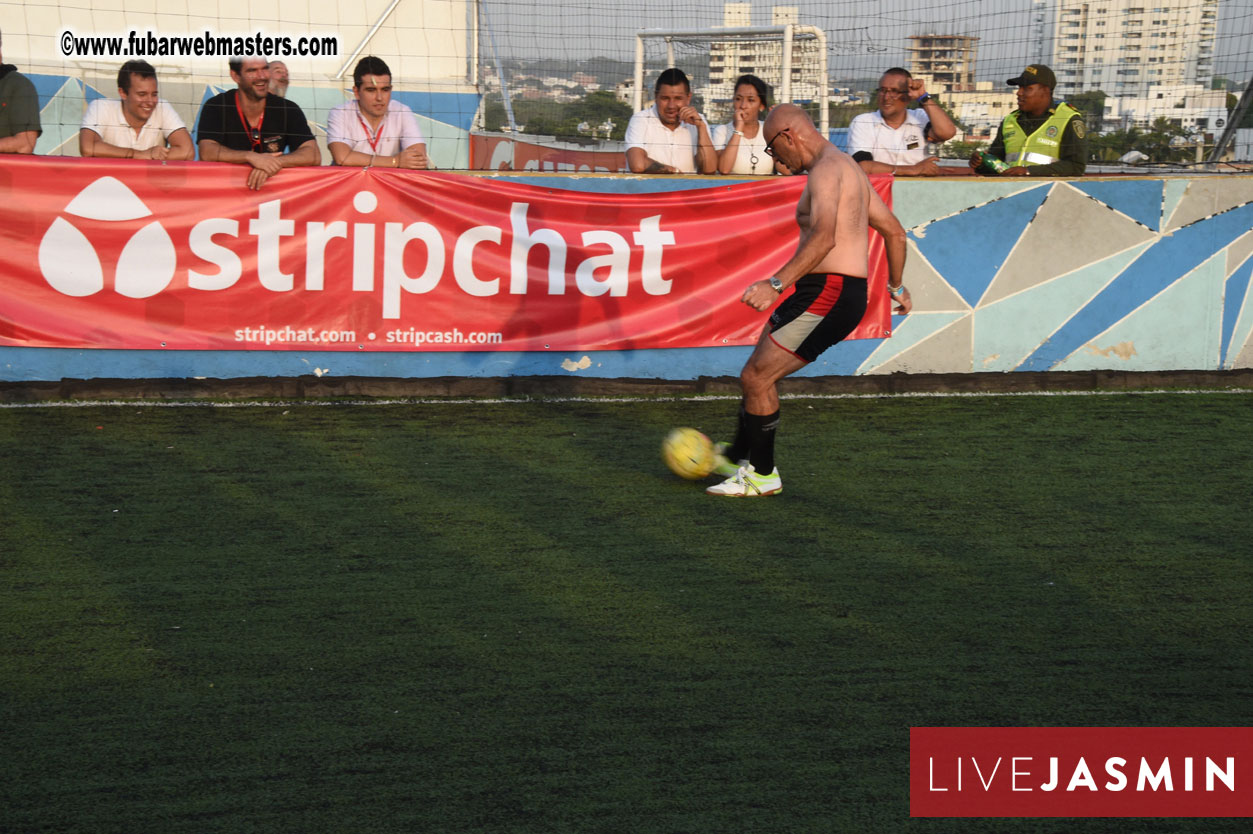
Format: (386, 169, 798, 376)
(0, 28, 41, 154)
(197, 56, 320, 190)
(624, 67, 717, 174)
(848, 67, 956, 177)
(972, 64, 1086, 177)
(327, 55, 429, 169)
(80, 60, 194, 160)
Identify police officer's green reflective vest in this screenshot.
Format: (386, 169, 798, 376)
(1002, 102, 1081, 167)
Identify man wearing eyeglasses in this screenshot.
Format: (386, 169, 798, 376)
(706, 104, 911, 498)
(848, 68, 956, 177)
(197, 57, 320, 190)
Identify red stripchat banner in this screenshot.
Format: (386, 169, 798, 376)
(911, 727, 1253, 817)
(0, 157, 892, 352)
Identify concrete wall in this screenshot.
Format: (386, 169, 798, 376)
(3, 174, 1252, 382)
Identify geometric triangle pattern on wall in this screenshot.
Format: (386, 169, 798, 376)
(973, 242, 1154, 371)
(1020, 202, 1253, 370)
(908, 186, 1051, 308)
(1053, 252, 1227, 372)
(1072, 179, 1163, 230)
(1222, 255, 1253, 369)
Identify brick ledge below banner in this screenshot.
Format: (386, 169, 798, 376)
(2, 370, 1252, 403)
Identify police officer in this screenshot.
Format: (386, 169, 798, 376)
(972, 64, 1086, 177)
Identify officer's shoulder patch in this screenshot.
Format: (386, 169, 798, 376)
(1072, 119, 1086, 138)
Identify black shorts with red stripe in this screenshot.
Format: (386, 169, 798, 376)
(768, 273, 868, 363)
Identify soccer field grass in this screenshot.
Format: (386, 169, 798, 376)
(2, 392, 1250, 833)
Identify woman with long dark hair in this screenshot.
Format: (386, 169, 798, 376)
(711, 74, 776, 175)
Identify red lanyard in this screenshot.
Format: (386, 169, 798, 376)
(234, 90, 265, 150)
(356, 109, 384, 153)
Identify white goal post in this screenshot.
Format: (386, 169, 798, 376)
(634, 25, 829, 135)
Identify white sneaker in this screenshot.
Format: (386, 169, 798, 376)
(705, 464, 782, 497)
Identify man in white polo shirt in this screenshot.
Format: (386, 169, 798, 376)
(79, 60, 193, 160)
(624, 67, 716, 174)
(327, 55, 428, 169)
(848, 67, 955, 177)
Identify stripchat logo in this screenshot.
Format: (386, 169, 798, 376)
(36, 177, 678, 316)
(38, 177, 178, 299)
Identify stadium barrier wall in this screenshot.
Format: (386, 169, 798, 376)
(2, 169, 1252, 383)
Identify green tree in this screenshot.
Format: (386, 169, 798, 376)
(565, 91, 633, 140)
(940, 139, 985, 160)
(482, 96, 508, 132)
(1068, 90, 1107, 134)
(513, 99, 563, 137)
(1138, 117, 1191, 162)
(1089, 127, 1141, 162)
(827, 101, 875, 128)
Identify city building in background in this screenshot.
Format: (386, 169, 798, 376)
(706, 3, 823, 120)
(940, 82, 1019, 143)
(907, 34, 978, 93)
(1104, 84, 1231, 132)
(1051, 0, 1219, 99)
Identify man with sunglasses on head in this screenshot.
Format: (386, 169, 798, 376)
(848, 67, 955, 177)
(197, 57, 319, 190)
(706, 104, 911, 498)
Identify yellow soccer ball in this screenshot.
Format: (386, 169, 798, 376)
(661, 427, 715, 480)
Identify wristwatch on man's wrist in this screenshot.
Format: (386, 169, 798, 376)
(768, 276, 784, 293)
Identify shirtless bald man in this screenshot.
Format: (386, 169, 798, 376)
(707, 104, 912, 497)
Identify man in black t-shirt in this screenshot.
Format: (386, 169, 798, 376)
(197, 57, 319, 189)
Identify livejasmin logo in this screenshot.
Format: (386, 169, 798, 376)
(927, 753, 1236, 793)
(909, 727, 1251, 818)
(37, 178, 678, 317)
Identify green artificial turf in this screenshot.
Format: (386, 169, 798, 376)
(1, 393, 1250, 833)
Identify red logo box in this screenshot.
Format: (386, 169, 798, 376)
(911, 727, 1252, 817)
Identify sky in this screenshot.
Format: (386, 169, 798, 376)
(481, 0, 1253, 84)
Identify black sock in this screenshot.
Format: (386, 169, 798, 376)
(746, 409, 780, 474)
(725, 404, 750, 462)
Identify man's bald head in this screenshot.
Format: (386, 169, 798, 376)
(764, 104, 821, 170)
(763, 103, 813, 137)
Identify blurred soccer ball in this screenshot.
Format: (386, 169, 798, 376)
(661, 427, 715, 480)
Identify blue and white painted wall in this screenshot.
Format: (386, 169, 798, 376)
(882, 176, 1253, 375)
